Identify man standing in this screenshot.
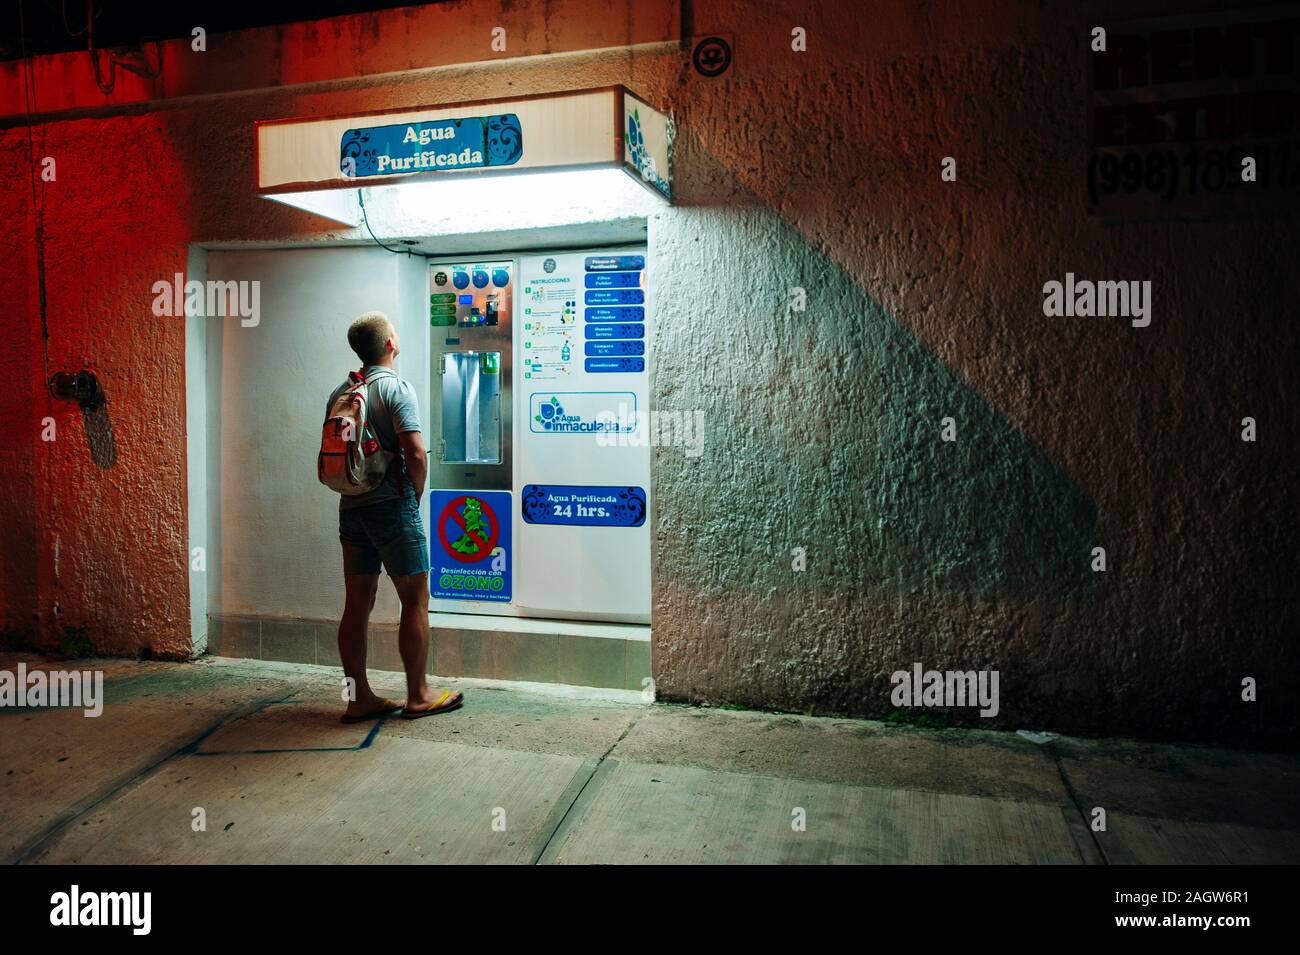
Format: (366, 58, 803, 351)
(325, 311, 463, 721)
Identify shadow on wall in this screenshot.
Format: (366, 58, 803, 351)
(82, 404, 117, 469)
(657, 150, 1097, 607)
(833, 263, 1096, 603)
(49, 370, 116, 469)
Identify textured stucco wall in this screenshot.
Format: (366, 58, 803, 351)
(0, 109, 197, 659)
(1, 0, 1295, 745)
(647, 0, 1298, 747)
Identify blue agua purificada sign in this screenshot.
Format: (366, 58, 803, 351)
(340, 114, 522, 178)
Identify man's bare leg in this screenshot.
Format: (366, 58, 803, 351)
(338, 569, 392, 718)
(391, 572, 450, 710)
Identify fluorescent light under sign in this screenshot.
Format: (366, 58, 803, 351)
(266, 167, 664, 234)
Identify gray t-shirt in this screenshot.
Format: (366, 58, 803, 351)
(325, 365, 422, 511)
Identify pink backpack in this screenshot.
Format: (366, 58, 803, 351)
(318, 367, 397, 495)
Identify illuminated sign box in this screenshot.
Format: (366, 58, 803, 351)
(255, 86, 672, 226)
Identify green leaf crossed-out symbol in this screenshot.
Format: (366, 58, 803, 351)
(452, 497, 488, 555)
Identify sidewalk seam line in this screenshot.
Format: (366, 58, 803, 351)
(1049, 745, 1110, 865)
(529, 712, 644, 864)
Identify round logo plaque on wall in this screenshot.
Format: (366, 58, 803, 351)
(692, 36, 732, 77)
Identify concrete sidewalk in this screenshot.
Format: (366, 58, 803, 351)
(2, 654, 1297, 865)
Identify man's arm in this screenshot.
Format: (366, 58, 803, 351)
(398, 430, 427, 501)
(386, 379, 426, 500)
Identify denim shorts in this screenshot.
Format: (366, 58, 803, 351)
(339, 494, 431, 577)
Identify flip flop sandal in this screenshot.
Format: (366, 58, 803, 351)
(402, 689, 464, 719)
(340, 698, 404, 724)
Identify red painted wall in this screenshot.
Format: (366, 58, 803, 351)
(1, 113, 198, 656)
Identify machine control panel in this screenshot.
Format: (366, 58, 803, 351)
(429, 260, 513, 490)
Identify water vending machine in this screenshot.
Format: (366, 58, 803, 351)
(427, 249, 650, 623)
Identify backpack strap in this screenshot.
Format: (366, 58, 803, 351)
(347, 367, 396, 416)
(350, 366, 395, 392)
(353, 366, 407, 498)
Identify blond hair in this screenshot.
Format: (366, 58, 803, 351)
(347, 311, 393, 364)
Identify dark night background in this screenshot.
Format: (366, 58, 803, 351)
(1, 0, 437, 59)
